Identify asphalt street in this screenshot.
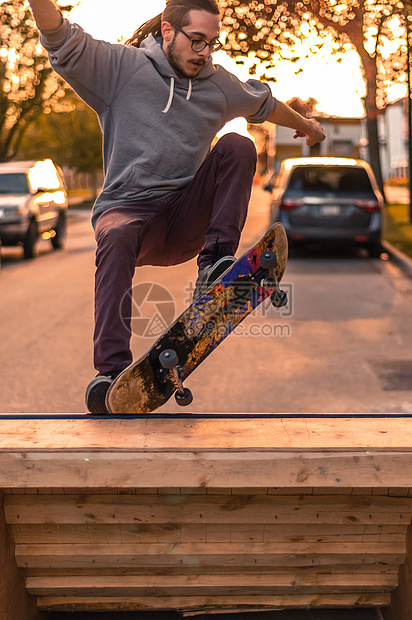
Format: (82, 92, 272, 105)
(0, 186, 411, 415)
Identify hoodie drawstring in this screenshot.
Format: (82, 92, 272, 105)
(162, 77, 175, 114)
(162, 77, 192, 113)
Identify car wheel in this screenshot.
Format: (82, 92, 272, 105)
(366, 242, 382, 258)
(23, 220, 38, 259)
(51, 210, 67, 250)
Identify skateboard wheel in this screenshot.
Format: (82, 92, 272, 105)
(260, 250, 278, 269)
(271, 290, 288, 308)
(175, 388, 193, 407)
(159, 349, 178, 369)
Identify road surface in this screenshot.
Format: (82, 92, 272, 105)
(0, 187, 411, 415)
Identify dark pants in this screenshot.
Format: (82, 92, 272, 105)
(93, 133, 257, 374)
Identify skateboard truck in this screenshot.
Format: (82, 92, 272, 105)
(159, 349, 194, 407)
(259, 251, 288, 308)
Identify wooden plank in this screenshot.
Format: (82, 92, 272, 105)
(2, 450, 412, 488)
(26, 573, 399, 596)
(384, 521, 412, 620)
(5, 494, 412, 525)
(268, 488, 314, 495)
(388, 488, 411, 497)
(180, 524, 206, 543)
(1, 418, 412, 451)
(351, 488, 374, 495)
(24, 564, 402, 577)
(0, 492, 41, 620)
(206, 524, 231, 543)
(230, 524, 264, 542)
(11, 523, 185, 544)
(15, 541, 406, 568)
(12, 522, 405, 546)
(36, 593, 392, 612)
(231, 488, 269, 495)
(313, 487, 356, 495)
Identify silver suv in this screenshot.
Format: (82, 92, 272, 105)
(265, 157, 384, 257)
(0, 159, 68, 259)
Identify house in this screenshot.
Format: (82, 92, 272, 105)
(273, 116, 363, 170)
(378, 98, 408, 179)
(251, 103, 408, 181)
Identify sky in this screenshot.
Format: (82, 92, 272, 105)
(64, 0, 399, 119)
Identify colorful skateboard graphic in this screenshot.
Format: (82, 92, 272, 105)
(106, 222, 288, 414)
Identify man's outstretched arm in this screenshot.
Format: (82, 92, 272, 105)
(267, 100, 325, 147)
(28, 0, 63, 31)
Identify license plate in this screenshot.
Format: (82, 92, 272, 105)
(319, 205, 341, 216)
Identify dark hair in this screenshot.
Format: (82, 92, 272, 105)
(125, 0, 220, 47)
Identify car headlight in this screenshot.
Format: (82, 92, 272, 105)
(51, 190, 67, 206)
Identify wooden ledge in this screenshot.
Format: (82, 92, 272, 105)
(1, 417, 412, 614)
(1, 416, 412, 450)
(0, 417, 412, 489)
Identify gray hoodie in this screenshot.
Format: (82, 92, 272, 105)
(40, 20, 277, 228)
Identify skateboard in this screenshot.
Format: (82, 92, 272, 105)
(106, 222, 288, 414)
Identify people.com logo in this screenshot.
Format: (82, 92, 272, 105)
(120, 281, 294, 339)
(120, 282, 176, 338)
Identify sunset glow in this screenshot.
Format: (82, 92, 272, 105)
(61, 0, 406, 119)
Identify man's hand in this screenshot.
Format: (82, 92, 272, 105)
(267, 101, 325, 146)
(293, 118, 325, 147)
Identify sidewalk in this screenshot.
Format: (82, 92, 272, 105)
(385, 184, 408, 205)
(382, 183, 412, 271)
(68, 191, 95, 208)
(384, 202, 412, 269)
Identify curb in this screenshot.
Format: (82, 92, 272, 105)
(382, 240, 412, 278)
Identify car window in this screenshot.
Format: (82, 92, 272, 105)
(287, 166, 373, 194)
(0, 173, 30, 195)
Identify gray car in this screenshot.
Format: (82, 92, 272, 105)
(0, 159, 68, 259)
(265, 157, 384, 257)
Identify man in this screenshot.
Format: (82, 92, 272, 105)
(28, 0, 325, 414)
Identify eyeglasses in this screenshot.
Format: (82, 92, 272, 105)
(171, 23, 223, 53)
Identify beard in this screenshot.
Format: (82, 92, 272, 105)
(165, 35, 206, 79)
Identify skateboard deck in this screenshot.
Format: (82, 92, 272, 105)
(106, 222, 288, 414)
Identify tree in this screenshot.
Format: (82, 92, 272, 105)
(307, 0, 406, 192)
(220, 0, 408, 194)
(402, 0, 412, 219)
(0, 0, 73, 162)
(17, 95, 103, 198)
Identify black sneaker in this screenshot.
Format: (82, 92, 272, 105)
(193, 255, 236, 302)
(85, 372, 121, 414)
